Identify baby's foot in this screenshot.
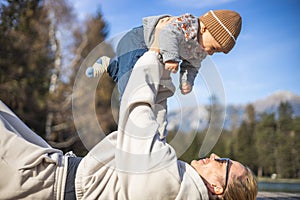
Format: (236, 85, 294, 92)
(85, 56, 110, 78)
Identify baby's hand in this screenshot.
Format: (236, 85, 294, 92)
(165, 61, 179, 73)
(180, 82, 192, 94)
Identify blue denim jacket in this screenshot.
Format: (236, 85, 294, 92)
(107, 26, 148, 97)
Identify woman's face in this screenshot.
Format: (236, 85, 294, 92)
(191, 153, 246, 194)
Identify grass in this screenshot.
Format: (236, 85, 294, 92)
(258, 177, 300, 183)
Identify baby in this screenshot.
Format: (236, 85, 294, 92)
(86, 10, 242, 98)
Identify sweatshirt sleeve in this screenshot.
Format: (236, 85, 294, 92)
(158, 25, 182, 63)
(180, 60, 199, 86)
(117, 51, 170, 158)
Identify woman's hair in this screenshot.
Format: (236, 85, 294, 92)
(208, 165, 258, 200)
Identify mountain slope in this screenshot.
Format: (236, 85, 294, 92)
(167, 90, 300, 132)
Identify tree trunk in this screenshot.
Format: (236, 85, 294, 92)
(46, 11, 61, 141)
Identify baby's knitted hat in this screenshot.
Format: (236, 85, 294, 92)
(200, 10, 242, 54)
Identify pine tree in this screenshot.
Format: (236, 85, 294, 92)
(0, 0, 52, 134)
(276, 102, 295, 178)
(293, 116, 300, 178)
(235, 104, 257, 172)
(255, 113, 277, 177)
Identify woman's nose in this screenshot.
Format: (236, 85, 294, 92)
(209, 153, 220, 160)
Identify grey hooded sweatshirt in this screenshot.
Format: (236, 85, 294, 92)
(0, 52, 209, 199)
(75, 51, 209, 200)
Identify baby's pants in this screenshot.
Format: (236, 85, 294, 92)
(107, 26, 147, 99)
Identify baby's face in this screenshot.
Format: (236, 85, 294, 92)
(199, 23, 224, 55)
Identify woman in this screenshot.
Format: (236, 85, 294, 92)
(0, 51, 257, 199)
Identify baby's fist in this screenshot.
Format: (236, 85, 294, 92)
(180, 82, 192, 94)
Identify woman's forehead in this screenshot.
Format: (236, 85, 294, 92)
(230, 160, 246, 177)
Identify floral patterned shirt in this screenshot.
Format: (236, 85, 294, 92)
(143, 14, 207, 86)
(143, 13, 207, 70)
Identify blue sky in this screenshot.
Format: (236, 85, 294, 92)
(73, 0, 300, 105)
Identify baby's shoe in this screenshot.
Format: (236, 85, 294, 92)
(85, 56, 110, 78)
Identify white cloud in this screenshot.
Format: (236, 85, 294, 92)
(72, 0, 102, 21)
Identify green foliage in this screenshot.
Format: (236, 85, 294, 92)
(232, 104, 258, 172)
(173, 102, 300, 179)
(0, 0, 51, 134)
(255, 113, 277, 176)
(176, 131, 205, 163)
(0, 0, 116, 156)
(223, 103, 299, 178)
(293, 117, 300, 178)
(276, 102, 296, 178)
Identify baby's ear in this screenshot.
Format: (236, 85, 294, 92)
(199, 21, 207, 34)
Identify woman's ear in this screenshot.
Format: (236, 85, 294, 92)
(207, 183, 224, 195)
